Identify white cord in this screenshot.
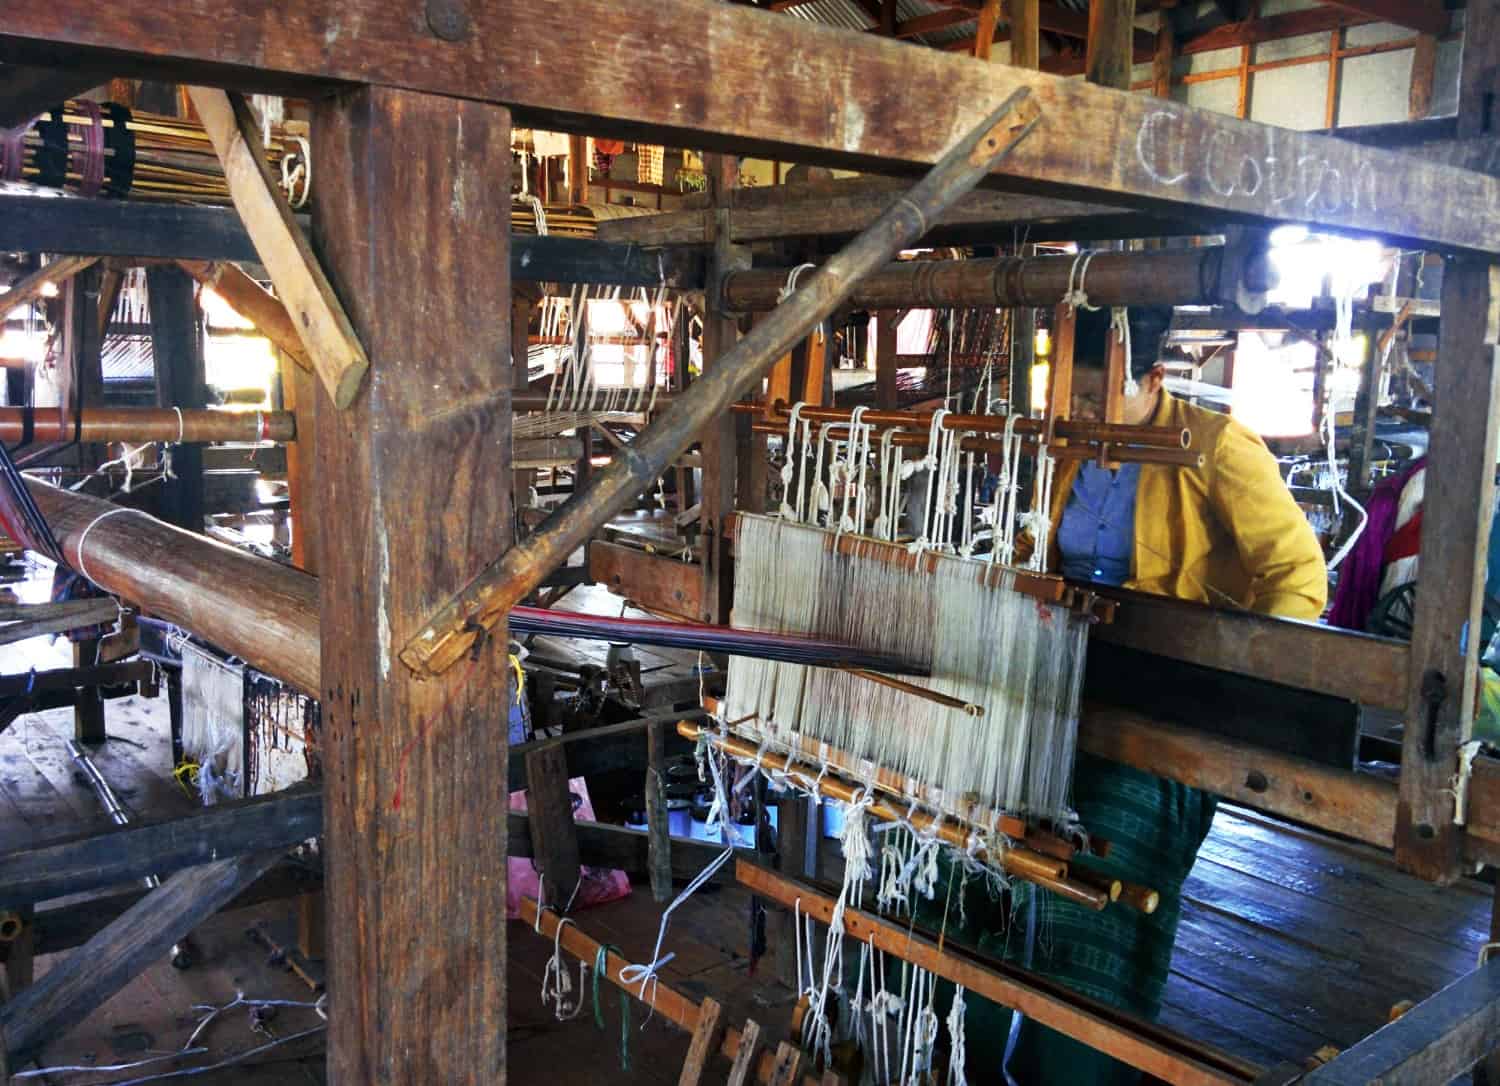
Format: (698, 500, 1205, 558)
(75, 507, 139, 585)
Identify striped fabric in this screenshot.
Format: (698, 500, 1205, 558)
(915, 753, 1218, 1083)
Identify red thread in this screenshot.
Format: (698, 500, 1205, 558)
(390, 657, 478, 810)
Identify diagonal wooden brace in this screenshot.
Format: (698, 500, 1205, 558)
(187, 87, 369, 408)
(399, 88, 1044, 679)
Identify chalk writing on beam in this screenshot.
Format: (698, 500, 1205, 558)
(1133, 110, 1379, 217)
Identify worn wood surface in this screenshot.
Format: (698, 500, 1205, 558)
(0, 848, 282, 1067)
(0, 785, 318, 908)
(312, 85, 512, 1083)
(725, 1019, 764, 1086)
(1081, 704, 1397, 846)
(525, 745, 582, 907)
(0, 64, 100, 127)
(282, 351, 319, 572)
(647, 720, 673, 904)
(1396, 258, 1500, 881)
(678, 996, 726, 1086)
(6, 0, 1500, 250)
(587, 540, 704, 621)
(189, 86, 368, 408)
(595, 177, 1191, 248)
(1085, 0, 1137, 89)
(1011, 0, 1041, 70)
(1090, 587, 1408, 710)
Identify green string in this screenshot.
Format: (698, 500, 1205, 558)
(593, 943, 632, 1072)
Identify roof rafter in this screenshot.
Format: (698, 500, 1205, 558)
(1318, 1, 1448, 36)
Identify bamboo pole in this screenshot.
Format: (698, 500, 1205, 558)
(679, 720, 1117, 910)
(0, 407, 293, 445)
(720, 248, 1274, 313)
(399, 89, 1045, 680)
(23, 479, 319, 697)
(746, 419, 1203, 469)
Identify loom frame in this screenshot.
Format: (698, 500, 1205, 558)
(2, 0, 1500, 1078)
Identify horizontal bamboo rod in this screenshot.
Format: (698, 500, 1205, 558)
(747, 419, 1204, 469)
(722, 248, 1272, 313)
(679, 720, 1116, 910)
(747, 401, 1192, 450)
(519, 897, 821, 1086)
(0, 408, 293, 445)
(737, 861, 1254, 1085)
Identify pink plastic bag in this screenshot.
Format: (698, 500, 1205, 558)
(507, 776, 632, 919)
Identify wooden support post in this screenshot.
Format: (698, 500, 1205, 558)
(1085, 0, 1138, 90)
(0, 850, 283, 1071)
(1013, 303, 1035, 415)
(726, 1018, 764, 1086)
(312, 86, 512, 1080)
(678, 996, 727, 1086)
(568, 134, 589, 205)
(526, 745, 582, 909)
(1477, 884, 1500, 1086)
(190, 87, 368, 408)
(1152, 17, 1173, 98)
(773, 792, 816, 988)
(71, 640, 105, 745)
(66, 265, 107, 745)
(1410, 33, 1438, 120)
(701, 152, 746, 626)
(1047, 302, 1076, 424)
(647, 720, 674, 903)
(0, 909, 34, 1003)
(146, 265, 205, 533)
(1010, 0, 1041, 70)
(1396, 258, 1500, 881)
(1347, 326, 1383, 496)
(875, 312, 899, 410)
(282, 354, 318, 572)
(974, 0, 1003, 60)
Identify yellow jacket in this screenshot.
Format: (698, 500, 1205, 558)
(1040, 392, 1327, 620)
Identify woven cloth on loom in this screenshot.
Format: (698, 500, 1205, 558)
(721, 513, 1087, 828)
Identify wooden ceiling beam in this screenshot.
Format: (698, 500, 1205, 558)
(0, 64, 102, 127)
(3, 0, 1498, 252)
(1178, 6, 1379, 55)
(894, 9, 976, 38)
(1318, 1, 1448, 36)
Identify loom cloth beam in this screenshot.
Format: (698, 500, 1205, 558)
(0, 407, 293, 445)
(398, 90, 1046, 679)
(3, 0, 1499, 251)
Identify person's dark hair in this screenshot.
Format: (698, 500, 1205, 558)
(1070, 305, 1173, 380)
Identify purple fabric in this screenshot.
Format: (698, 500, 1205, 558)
(1328, 457, 1425, 631)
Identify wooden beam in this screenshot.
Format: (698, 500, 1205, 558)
(1086, 0, 1139, 89)
(1080, 704, 1397, 847)
(679, 998, 727, 1086)
(0, 785, 319, 909)
(176, 260, 312, 372)
(595, 178, 1194, 248)
(0, 849, 283, 1069)
(1319, 1, 1447, 36)
(5, 1, 1499, 250)
(587, 539, 704, 621)
(0, 64, 100, 128)
(312, 85, 512, 1081)
(187, 86, 368, 408)
(1179, 7, 1377, 56)
(1152, 17, 1174, 96)
(1091, 589, 1408, 710)
(525, 745, 582, 906)
(1, 255, 96, 319)
(1012, 0, 1042, 69)
(894, 9, 975, 38)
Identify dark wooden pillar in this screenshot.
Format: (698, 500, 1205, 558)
(64, 266, 107, 744)
(1396, 258, 1500, 881)
(1085, 0, 1138, 90)
(700, 153, 747, 626)
(874, 312, 899, 410)
(147, 265, 205, 533)
(312, 86, 512, 1082)
(1396, 1, 1500, 881)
